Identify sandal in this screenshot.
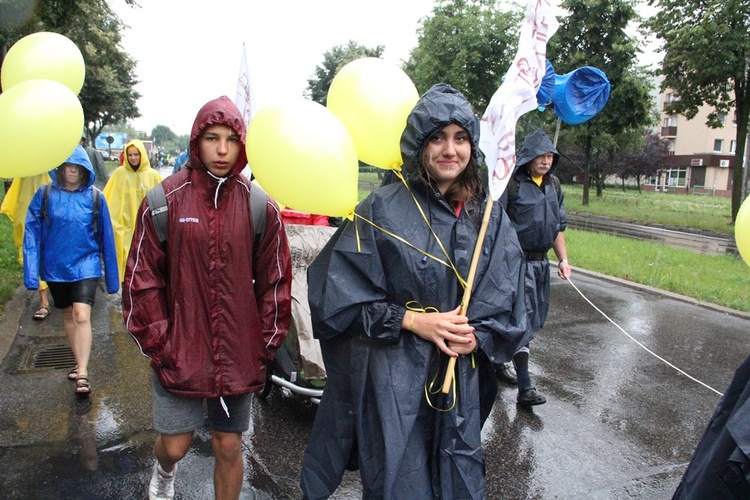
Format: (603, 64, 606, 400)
(517, 387, 546, 406)
(33, 305, 50, 321)
(75, 376, 92, 396)
(67, 366, 79, 381)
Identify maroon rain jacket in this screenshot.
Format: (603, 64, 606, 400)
(123, 96, 292, 398)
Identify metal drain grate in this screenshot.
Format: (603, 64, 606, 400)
(20, 343, 76, 371)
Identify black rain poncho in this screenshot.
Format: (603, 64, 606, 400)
(673, 354, 750, 498)
(300, 84, 529, 499)
(502, 129, 566, 332)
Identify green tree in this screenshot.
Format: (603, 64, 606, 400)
(407, 0, 521, 111)
(546, 0, 654, 205)
(648, 0, 750, 221)
(305, 40, 384, 105)
(0, 0, 140, 145)
(152, 125, 177, 147)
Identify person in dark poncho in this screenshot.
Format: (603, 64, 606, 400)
(495, 128, 571, 406)
(299, 84, 530, 499)
(672, 353, 750, 499)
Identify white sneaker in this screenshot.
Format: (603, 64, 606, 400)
(148, 461, 176, 500)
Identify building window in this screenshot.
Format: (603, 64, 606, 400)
(718, 113, 726, 126)
(731, 140, 737, 153)
(714, 139, 723, 152)
(666, 168, 687, 187)
(664, 116, 677, 127)
(645, 168, 687, 188)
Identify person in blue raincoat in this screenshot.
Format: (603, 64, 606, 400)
(23, 145, 119, 396)
(300, 84, 529, 499)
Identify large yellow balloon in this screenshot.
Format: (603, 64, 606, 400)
(246, 99, 358, 217)
(327, 58, 419, 171)
(0, 79, 84, 178)
(1, 32, 85, 94)
(736, 196, 750, 267)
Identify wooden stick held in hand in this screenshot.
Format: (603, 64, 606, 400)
(441, 197, 494, 394)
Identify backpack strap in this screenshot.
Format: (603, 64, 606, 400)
(92, 187, 102, 242)
(143, 181, 267, 249)
(41, 183, 52, 227)
(146, 183, 169, 244)
(249, 182, 267, 250)
(550, 174, 562, 201)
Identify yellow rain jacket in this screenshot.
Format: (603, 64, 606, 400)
(103, 139, 163, 283)
(1, 173, 52, 290)
(1, 173, 52, 265)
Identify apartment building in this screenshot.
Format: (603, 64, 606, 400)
(652, 89, 744, 197)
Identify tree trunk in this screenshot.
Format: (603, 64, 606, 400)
(732, 66, 750, 221)
(582, 134, 592, 205)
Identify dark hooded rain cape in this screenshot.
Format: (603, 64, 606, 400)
(300, 84, 529, 499)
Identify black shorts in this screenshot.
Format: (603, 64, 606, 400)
(47, 278, 99, 309)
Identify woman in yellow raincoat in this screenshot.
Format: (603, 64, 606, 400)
(1, 173, 52, 320)
(103, 139, 163, 283)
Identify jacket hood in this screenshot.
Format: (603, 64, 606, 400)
(50, 145, 96, 188)
(515, 129, 559, 175)
(123, 139, 152, 172)
(189, 96, 248, 177)
(400, 83, 483, 176)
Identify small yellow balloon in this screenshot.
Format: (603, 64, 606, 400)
(0, 79, 84, 178)
(736, 196, 750, 267)
(327, 58, 419, 171)
(247, 99, 358, 217)
(1, 32, 85, 94)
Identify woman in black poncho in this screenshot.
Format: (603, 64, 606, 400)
(300, 84, 530, 499)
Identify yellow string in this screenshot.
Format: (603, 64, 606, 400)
(351, 171, 468, 289)
(407, 301, 472, 412)
(392, 170, 466, 289)
(425, 350, 458, 412)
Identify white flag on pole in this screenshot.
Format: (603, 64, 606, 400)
(480, 0, 559, 201)
(235, 42, 253, 126)
(235, 43, 254, 179)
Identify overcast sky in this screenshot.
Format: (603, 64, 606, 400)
(110, 0, 661, 137)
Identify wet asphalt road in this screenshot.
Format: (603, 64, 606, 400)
(0, 267, 748, 499)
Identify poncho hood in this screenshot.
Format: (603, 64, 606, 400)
(123, 139, 152, 173)
(188, 95, 248, 177)
(515, 128, 559, 175)
(400, 83, 484, 176)
(50, 145, 96, 189)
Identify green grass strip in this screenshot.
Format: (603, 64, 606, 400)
(563, 228, 750, 313)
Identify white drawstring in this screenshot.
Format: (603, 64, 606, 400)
(219, 397, 230, 418)
(205, 169, 228, 208)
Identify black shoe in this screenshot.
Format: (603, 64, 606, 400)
(495, 363, 518, 385)
(517, 387, 546, 406)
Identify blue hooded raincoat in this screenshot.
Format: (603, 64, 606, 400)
(23, 145, 119, 294)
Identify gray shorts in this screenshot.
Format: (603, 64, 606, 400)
(151, 373, 252, 435)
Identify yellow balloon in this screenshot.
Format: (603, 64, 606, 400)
(327, 57, 419, 171)
(0, 79, 84, 178)
(1, 32, 85, 94)
(247, 99, 358, 217)
(736, 196, 750, 267)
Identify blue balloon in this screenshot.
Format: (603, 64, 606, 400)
(552, 66, 610, 125)
(536, 59, 556, 110)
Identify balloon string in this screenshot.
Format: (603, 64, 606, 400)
(351, 169, 467, 287)
(391, 169, 467, 289)
(566, 278, 723, 397)
(353, 212, 464, 285)
(424, 349, 457, 412)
